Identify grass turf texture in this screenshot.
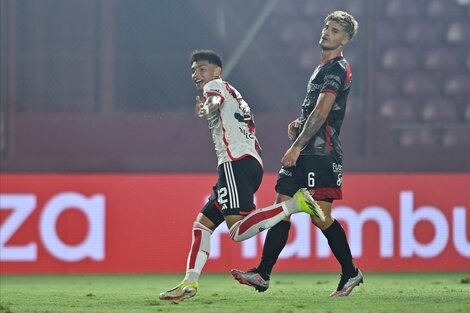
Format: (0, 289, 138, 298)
(1, 272, 469, 313)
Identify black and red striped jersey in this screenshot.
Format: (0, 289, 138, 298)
(298, 56, 352, 157)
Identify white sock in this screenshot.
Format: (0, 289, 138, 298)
(282, 194, 303, 214)
(229, 197, 299, 242)
(183, 221, 212, 283)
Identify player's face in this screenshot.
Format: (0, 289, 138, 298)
(319, 20, 350, 51)
(191, 60, 221, 91)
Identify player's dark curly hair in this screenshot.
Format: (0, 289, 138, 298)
(325, 11, 359, 40)
(189, 50, 223, 68)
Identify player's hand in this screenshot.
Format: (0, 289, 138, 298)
(281, 146, 301, 168)
(288, 119, 300, 141)
(196, 96, 209, 117)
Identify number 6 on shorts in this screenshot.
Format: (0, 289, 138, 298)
(308, 172, 315, 187)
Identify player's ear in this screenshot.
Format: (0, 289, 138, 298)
(214, 66, 222, 78)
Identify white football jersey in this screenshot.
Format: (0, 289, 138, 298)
(203, 78, 262, 167)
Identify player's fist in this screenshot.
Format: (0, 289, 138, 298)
(196, 96, 209, 117)
(288, 119, 301, 141)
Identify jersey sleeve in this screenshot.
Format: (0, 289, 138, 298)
(203, 80, 226, 103)
(320, 62, 347, 96)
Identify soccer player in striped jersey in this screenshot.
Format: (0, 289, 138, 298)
(231, 11, 363, 297)
(159, 50, 325, 302)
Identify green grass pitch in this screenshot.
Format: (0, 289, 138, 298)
(1, 272, 469, 313)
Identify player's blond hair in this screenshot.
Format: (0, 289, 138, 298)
(325, 11, 359, 40)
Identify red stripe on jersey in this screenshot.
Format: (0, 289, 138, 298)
(312, 187, 342, 200)
(320, 89, 337, 95)
(222, 127, 252, 161)
(325, 120, 331, 154)
(222, 126, 261, 164)
(222, 126, 233, 159)
(223, 81, 234, 94)
(343, 63, 352, 89)
(188, 229, 202, 269)
(204, 91, 225, 104)
(230, 153, 254, 161)
(238, 206, 284, 234)
(205, 91, 223, 97)
(204, 91, 225, 103)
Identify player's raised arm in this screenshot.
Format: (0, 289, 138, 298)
(196, 95, 223, 118)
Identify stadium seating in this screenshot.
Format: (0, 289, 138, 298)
(465, 102, 470, 122)
(342, 0, 364, 17)
(445, 73, 470, 97)
(376, 73, 400, 97)
(380, 97, 416, 122)
(427, 0, 463, 19)
(402, 72, 440, 98)
(446, 21, 470, 44)
(466, 51, 470, 70)
(382, 47, 418, 70)
(384, 0, 421, 19)
(442, 128, 470, 147)
(5, 0, 470, 173)
(404, 22, 440, 45)
(424, 48, 459, 71)
(375, 22, 402, 45)
(398, 128, 437, 148)
(303, 0, 339, 18)
(421, 98, 458, 122)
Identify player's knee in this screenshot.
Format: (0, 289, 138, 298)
(230, 233, 243, 242)
(195, 214, 218, 231)
(227, 219, 245, 242)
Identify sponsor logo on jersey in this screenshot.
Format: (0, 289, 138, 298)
(332, 163, 342, 173)
(238, 127, 255, 140)
(279, 168, 292, 177)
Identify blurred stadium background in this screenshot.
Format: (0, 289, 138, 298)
(0, 0, 469, 275)
(1, 0, 469, 173)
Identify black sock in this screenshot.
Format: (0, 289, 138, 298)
(322, 219, 356, 275)
(256, 220, 291, 280)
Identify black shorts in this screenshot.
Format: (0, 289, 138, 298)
(275, 154, 342, 201)
(201, 156, 263, 225)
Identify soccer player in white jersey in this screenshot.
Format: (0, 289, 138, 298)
(159, 50, 325, 301)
